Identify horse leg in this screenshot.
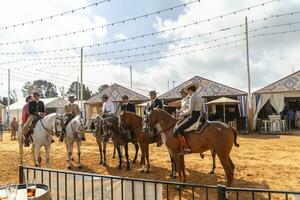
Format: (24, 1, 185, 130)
(125, 144, 130, 171)
(77, 142, 82, 169)
(145, 144, 150, 173)
(116, 144, 122, 170)
(218, 154, 233, 186)
(132, 142, 139, 164)
(45, 144, 51, 168)
(180, 156, 186, 183)
(19, 135, 24, 165)
(139, 144, 146, 173)
(173, 154, 182, 183)
(98, 140, 103, 165)
(112, 146, 116, 159)
(103, 141, 107, 166)
(67, 143, 72, 169)
(36, 145, 42, 167)
(31, 144, 37, 167)
(210, 149, 216, 174)
(169, 154, 177, 178)
(229, 157, 235, 182)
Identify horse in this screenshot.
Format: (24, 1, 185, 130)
(121, 111, 217, 175)
(148, 108, 239, 186)
(17, 113, 63, 167)
(65, 115, 86, 169)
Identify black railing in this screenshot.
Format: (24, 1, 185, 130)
(19, 165, 300, 200)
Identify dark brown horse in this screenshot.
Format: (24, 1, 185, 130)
(148, 108, 239, 186)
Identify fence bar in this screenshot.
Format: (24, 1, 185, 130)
(49, 171, 51, 193)
(82, 175, 85, 200)
(111, 178, 113, 200)
(101, 177, 103, 200)
(268, 192, 271, 200)
(217, 185, 226, 200)
(121, 179, 124, 200)
(143, 181, 145, 200)
(166, 183, 169, 200)
(178, 185, 182, 200)
(192, 186, 195, 200)
(236, 191, 239, 200)
(73, 174, 76, 200)
(91, 176, 94, 200)
(18, 165, 24, 184)
(41, 170, 44, 183)
(132, 181, 135, 200)
(57, 172, 59, 200)
(252, 191, 255, 200)
(154, 182, 157, 200)
(33, 169, 36, 179)
(65, 173, 67, 200)
(285, 193, 288, 200)
(205, 186, 208, 200)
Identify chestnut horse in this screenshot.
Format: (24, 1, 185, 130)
(120, 111, 217, 175)
(148, 108, 239, 186)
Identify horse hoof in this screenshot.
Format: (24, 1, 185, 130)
(71, 158, 75, 161)
(139, 169, 145, 174)
(67, 166, 71, 170)
(126, 167, 130, 171)
(103, 162, 106, 166)
(112, 156, 115, 159)
(78, 165, 82, 169)
(132, 160, 136, 164)
(118, 166, 122, 170)
(209, 171, 215, 175)
(34, 164, 38, 167)
(99, 161, 103, 165)
(146, 170, 150, 174)
(176, 185, 182, 191)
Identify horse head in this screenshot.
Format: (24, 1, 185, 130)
(148, 108, 160, 130)
(70, 116, 86, 140)
(53, 113, 64, 137)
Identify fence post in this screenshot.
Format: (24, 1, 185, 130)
(19, 165, 24, 184)
(217, 184, 227, 200)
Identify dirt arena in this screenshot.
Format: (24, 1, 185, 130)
(0, 131, 299, 199)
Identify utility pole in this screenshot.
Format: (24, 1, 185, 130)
(172, 81, 175, 88)
(80, 48, 83, 118)
(77, 76, 80, 102)
(7, 69, 10, 128)
(245, 17, 252, 131)
(130, 66, 133, 89)
(167, 80, 170, 91)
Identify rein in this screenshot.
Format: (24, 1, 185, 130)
(40, 118, 54, 135)
(158, 122, 177, 134)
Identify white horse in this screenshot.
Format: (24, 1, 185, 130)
(65, 115, 86, 169)
(17, 113, 63, 167)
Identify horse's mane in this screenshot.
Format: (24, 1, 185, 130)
(123, 111, 142, 120)
(155, 108, 176, 121)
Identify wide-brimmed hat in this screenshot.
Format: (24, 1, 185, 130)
(121, 94, 129, 99)
(149, 90, 157, 96)
(102, 94, 109, 98)
(68, 95, 76, 99)
(183, 82, 199, 93)
(179, 88, 187, 94)
(32, 92, 40, 97)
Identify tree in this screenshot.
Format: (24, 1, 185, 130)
(0, 88, 18, 106)
(67, 81, 92, 100)
(22, 80, 58, 98)
(59, 86, 68, 98)
(98, 84, 109, 94)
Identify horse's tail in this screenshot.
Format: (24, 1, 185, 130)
(231, 127, 240, 147)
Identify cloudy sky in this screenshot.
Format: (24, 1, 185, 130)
(0, 0, 300, 99)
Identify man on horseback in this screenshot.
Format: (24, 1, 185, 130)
(101, 94, 115, 117)
(174, 83, 205, 155)
(121, 95, 136, 113)
(22, 92, 46, 147)
(146, 90, 163, 147)
(59, 95, 84, 142)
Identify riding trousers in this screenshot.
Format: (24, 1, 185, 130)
(173, 111, 201, 136)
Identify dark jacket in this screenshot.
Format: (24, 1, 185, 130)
(29, 100, 45, 115)
(121, 102, 136, 113)
(150, 98, 163, 110)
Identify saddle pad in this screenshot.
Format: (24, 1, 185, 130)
(184, 121, 201, 132)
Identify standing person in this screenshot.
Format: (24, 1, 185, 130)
(0, 119, 4, 142)
(22, 92, 46, 147)
(10, 117, 18, 140)
(22, 95, 33, 125)
(146, 90, 163, 147)
(287, 108, 296, 129)
(101, 94, 115, 117)
(174, 83, 205, 155)
(59, 95, 83, 142)
(121, 95, 136, 113)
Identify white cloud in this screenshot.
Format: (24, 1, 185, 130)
(115, 33, 128, 40)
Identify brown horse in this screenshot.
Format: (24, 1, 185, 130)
(148, 108, 239, 186)
(120, 111, 153, 173)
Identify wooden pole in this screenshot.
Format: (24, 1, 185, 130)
(7, 69, 10, 128)
(80, 48, 83, 118)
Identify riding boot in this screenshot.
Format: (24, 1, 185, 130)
(24, 133, 30, 147)
(178, 135, 191, 155)
(51, 139, 55, 143)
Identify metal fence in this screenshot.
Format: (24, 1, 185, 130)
(19, 165, 300, 200)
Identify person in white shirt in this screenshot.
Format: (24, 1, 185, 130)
(101, 94, 115, 116)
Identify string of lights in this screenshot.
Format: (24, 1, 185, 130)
(0, 0, 200, 46)
(0, 0, 110, 30)
(0, 0, 279, 48)
(34, 28, 300, 69)
(21, 20, 300, 64)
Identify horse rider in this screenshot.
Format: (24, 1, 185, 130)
(101, 94, 115, 117)
(179, 88, 189, 114)
(173, 83, 205, 155)
(59, 95, 85, 142)
(121, 95, 136, 113)
(22, 92, 46, 147)
(22, 95, 33, 126)
(147, 90, 163, 147)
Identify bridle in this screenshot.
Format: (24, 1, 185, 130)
(40, 114, 63, 137)
(148, 111, 176, 134)
(120, 112, 142, 131)
(70, 117, 85, 139)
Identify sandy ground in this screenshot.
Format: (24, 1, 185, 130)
(0, 131, 299, 199)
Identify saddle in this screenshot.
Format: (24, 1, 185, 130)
(29, 117, 43, 135)
(184, 115, 208, 133)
